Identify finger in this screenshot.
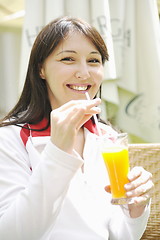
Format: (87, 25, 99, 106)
(56, 98, 101, 112)
(129, 189, 153, 206)
(51, 98, 101, 128)
(59, 104, 100, 130)
(127, 166, 144, 181)
(84, 98, 101, 111)
(125, 167, 152, 191)
(51, 101, 100, 135)
(76, 114, 94, 129)
(125, 179, 154, 198)
(67, 106, 90, 128)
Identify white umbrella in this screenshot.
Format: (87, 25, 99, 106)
(109, 0, 160, 142)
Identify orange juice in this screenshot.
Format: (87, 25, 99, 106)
(102, 147, 130, 199)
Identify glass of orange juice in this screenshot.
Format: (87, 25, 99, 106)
(101, 133, 133, 205)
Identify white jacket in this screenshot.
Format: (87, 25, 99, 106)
(0, 119, 149, 240)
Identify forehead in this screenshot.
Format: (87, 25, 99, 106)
(54, 32, 98, 54)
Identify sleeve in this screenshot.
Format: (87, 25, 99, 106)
(0, 127, 83, 240)
(108, 202, 150, 240)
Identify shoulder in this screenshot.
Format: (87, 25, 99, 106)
(0, 124, 31, 169)
(0, 124, 26, 149)
(0, 124, 19, 136)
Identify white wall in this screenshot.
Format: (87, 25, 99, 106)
(0, 29, 21, 117)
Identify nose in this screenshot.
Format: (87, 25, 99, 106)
(75, 62, 90, 80)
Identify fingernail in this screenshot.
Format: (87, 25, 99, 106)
(128, 172, 133, 180)
(124, 184, 130, 190)
(92, 107, 101, 112)
(96, 107, 101, 113)
(94, 98, 101, 103)
(126, 191, 132, 197)
(124, 185, 128, 190)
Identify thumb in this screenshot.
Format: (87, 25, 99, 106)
(104, 185, 111, 193)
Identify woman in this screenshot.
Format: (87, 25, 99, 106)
(0, 16, 153, 240)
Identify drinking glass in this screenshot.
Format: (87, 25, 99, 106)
(101, 133, 133, 205)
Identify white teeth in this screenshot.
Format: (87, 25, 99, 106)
(70, 85, 88, 91)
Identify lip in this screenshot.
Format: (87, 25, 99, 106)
(66, 84, 91, 93)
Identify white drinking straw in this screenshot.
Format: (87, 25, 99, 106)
(85, 92, 102, 137)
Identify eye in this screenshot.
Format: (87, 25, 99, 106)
(60, 57, 74, 62)
(88, 58, 101, 64)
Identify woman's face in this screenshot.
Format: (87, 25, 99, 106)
(40, 32, 104, 109)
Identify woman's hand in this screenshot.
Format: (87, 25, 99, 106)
(124, 166, 154, 218)
(50, 98, 101, 154)
(105, 167, 154, 218)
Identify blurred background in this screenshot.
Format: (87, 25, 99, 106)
(0, 0, 160, 143)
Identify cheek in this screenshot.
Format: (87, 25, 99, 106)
(60, 66, 76, 77)
(94, 68, 104, 83)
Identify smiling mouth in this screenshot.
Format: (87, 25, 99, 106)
(66, 84, 91, 92)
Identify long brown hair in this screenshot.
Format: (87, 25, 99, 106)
(0, 16, 109, 129)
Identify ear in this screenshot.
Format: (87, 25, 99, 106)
(39, 64, 46, 79)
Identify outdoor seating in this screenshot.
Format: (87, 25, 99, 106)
(129, 143, 160, 240)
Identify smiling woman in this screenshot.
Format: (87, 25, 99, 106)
(0, 16, 154, 240)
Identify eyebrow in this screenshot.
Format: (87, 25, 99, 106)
(56, 50, 76, 55)
(56, 50, 101, 55)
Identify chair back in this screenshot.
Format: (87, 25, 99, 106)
(129, 143, 160, 240)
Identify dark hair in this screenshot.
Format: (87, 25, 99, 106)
(0, 16, 109, 129)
